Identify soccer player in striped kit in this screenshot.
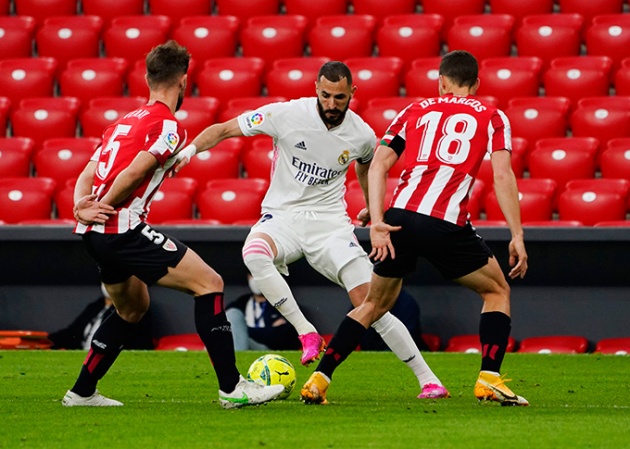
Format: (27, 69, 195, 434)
(63, 41, 283, 408)
(302, 50, 530, 406)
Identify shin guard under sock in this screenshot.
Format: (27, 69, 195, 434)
(194, 292, 240, 393)
(317, 316, 367, 379)
(71, 312, 135, 397)
(479, 311, 511, 373)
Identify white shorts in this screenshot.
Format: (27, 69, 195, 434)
(248, 210, 372, 290)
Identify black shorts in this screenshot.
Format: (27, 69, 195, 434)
(82, 223, 188, 286)
(373, 208, 493, 280)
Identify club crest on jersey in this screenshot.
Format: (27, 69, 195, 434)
(164, 132, 179, 150)
(337, 150, 350, 165)
(163, 238, 177, 251)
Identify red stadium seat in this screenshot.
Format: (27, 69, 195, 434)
(196, 57, 266, 110)
(570, 96, 630, 148)
(558, 0, 624, 27)
(283, 0, 348, 30)
(146, 190, 195, 224)
(353, 0, 417, 24)
(155, 333, 206, 350)
(544, 56, 613, 109)
(0, 177, 55, 223)
(447, 15, 515, 63)
(103, 15, 172, 67)
(559, 188, 626, 226)
(0, 137, 34, 178)
(240, 15, 308, 71)
(613, 57, 630, 96)
(197, 178, 268, 224)
(516, 14, 584, 71)
(478, 57, 543, 109)
(0, 96, 7, 133)
(14, 0, 77, 26)
(361, 96, 422, 138)
(171, 16, 240, 67)
(343, 57, 404, 103)
(377, 14, 443, 73)
(404, 57, 442, 98)
(505, 97, 571, 145)
(179, 139, 243, 186)
(0, 0, 8, 15)
(218, 96, 287, 123)
(148, 0, 212, 26)
(594, 337, 630, 355)
(173, 97, 219, 139)
(53, 184, 74, 219)
(485, 178, 556, 222)
(177, 139, 244, 187)
(489, 0, 555, 27)
(80, 97, 147, 138)
(446, 334, 516, 353)
(36, 16, 103, 74)
(345, 178, 399, 224)
(565, 178, 630, 210)
(524, 220, 584, 227)
(242, 137, 275, 181)
(593, 220, 630, 227)
(0, 58, 57, 105)
(529, 137, 599, 204)
(11, 97, 80, 152)
(215, 0, 281, 22)
(466, 179, 486, 220)
(601, 138, 630, 179)
(309, 15, 376, 61)
(421, 334, 441, 352)
(82, 0, 144, 28)
(585, 15, 630, 72)
(59, 58, 128, 108)
(34, 138, 98, 192)
(161, 176, 198, 197)
(265, 57, 330, 99)
(422, 0, 486, 39)
(0, 16, 36, 59)
(517, 335, 588, 353)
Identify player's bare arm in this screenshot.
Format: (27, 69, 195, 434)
(491, 149, 528, 279)
(101, 152, 159, 207)
(368, 145, 402, 261)
(73, 160, 116, 225)
(173, 118, 244, 172)
(355, 159, 371, 226)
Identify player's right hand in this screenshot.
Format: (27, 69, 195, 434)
(368, 221, 401, 262)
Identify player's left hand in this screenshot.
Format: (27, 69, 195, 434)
(357, 207, 370, 227)
(74, 194, 116, 225)
(172, 144, 197, 174)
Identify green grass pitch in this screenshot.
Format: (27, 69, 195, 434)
(1, 350, 629, 448)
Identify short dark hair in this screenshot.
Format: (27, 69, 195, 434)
(317, 61, 353, 84)
(145, 40, 190, 89)
(439, 50, 478, 88)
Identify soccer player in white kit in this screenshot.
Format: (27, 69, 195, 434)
(176, 61, 449, 399)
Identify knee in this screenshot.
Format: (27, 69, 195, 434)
(242, 238, 275, 277)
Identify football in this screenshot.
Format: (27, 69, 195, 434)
(246, 354, 296, 400)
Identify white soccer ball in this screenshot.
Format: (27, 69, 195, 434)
(246, 354, 296, 400)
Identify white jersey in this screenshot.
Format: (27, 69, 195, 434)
(237, 97, 376, 215)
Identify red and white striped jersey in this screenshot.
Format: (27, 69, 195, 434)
(75, 101, 187, 234)
(381, 94, 511, 225)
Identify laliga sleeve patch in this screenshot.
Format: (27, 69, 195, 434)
(246, 112, 265, 129)
(164, 132, 179, 150)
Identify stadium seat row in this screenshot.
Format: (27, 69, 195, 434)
(153, 332, 630, 354)
(3, 11, 630, 74)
